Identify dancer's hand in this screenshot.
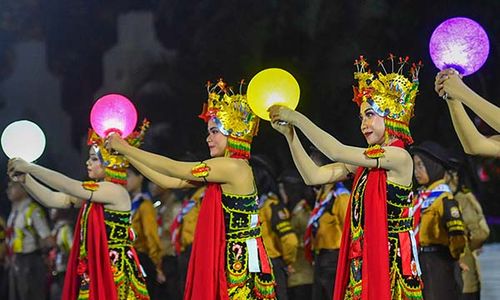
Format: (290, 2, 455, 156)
(8, 158, 31, 174)
(270, 119, 294, 139)
(434, 68, 464, 100)
(8, 172, 26, 183)
(7, 158, 30, 183)
(268, 105, 296, 124)
(105, 132, 129, 153)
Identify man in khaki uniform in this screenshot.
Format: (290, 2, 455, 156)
(305, 150, 350, 300)
(278, 169, 315, 300)
(5, 180, 52, 300)
(171, 186, 204, 293)
(253, 155, 298, 300)
(0, 215, 7, 298)
(305, 182, 349, 300)
(128, 167, 165, 299)
(149, 180, 182, 300)
(445, 158, 490, 300)
(259, 193, 298, 300)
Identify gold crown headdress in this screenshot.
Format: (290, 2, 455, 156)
(199, 79, 259, 159)
(87, 119, 150, 185)
(353, 54, 422, 145)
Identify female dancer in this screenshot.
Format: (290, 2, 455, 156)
(269, 56, 423, 299)
(8, 123, 150, 300)
(107, 80, 276, 300)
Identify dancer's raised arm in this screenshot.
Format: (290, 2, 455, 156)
(446, 100, 500, 157)
(436, 69, 500, 132)
(9, 156, 128, 208)
(108, 133, 251, 186)
(12, 173, 79, 208)
(271, 121, 355, 185)
(127, 156, 199, 189)
(269, 105, 413, 185)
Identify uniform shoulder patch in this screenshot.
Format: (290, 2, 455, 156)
(450, 206, 460, 218)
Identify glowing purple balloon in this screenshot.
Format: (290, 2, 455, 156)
(429, 17, 489, 76)
(90, 94, 137, 138)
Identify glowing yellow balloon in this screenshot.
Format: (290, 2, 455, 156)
(247, 68, 300, 121)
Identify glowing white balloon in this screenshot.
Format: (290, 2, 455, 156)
(1, 120, 46, 162)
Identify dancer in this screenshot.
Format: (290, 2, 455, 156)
(8, 121, 150, 300)
(107, 80, 276, 300)
(269, 56, 423, 299)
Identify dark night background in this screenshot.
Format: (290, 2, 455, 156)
(0, 0, 499, 239)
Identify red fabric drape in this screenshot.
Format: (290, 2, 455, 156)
(62, 203, 117, 300)
(333, 140, 404, 300)
(184, 183, 229, 300)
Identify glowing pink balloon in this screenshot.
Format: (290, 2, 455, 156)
(90, 94, 137, 138)
(429, 17, 489, 76)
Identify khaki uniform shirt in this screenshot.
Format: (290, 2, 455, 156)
(455, 191, 490, 293)
(132, 196, 163, 267)
(180, 187, 204, 252)
(288, 200, 314, 287)
(6, 198, 50, 254)
(418, 180, 466, 259)
(258, 193, 298, 265)
(312, 185, 349, 251)
(156, 193, 182, 257)
(0, 216, 6, 264)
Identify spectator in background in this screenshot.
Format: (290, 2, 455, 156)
(411, 141, 467, 300)
(170, 186, 203, 294)
(149, 179, 182, 300)
(5, 179, 53, 300)
(48, 208, 74, 300)
(0, 214, 8, 299)
(445, 155, 490, 300)
(278, 169, 314, 300)
(253, 155, 298, 300)
(127, 167, 166, 299)
(306, 149, 350, 300)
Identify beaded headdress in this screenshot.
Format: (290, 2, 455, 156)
(87, 119, 150, 185)
(353, 54, 422, 145)
(199, 79, 259, 159)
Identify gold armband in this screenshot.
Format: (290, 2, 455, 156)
(82, 181, 100, 191)
(191, 162, 211, 181)
(364, 145, 385, 159)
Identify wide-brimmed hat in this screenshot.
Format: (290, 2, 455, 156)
(410, 140, 453, 169)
